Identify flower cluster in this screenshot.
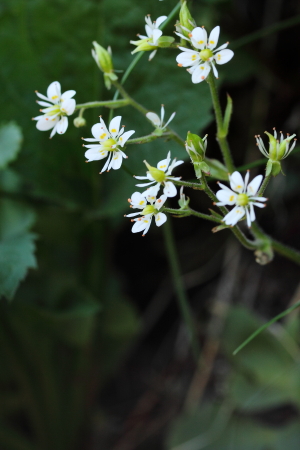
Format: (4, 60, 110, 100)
(82, 116, 135, 173)
(33, 81, 76, 138)
(125, 152, 184, 235)
(216, 171, 267, 227)
(176, 26, 234, 83)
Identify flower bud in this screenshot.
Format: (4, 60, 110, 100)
(178, 186, 190, 209)
(264, 131, 277, 160)
(186, 133, 208, 179)
(179, 1, 196, 37)
(73, 116, 86, 128)
(92, 42, 114, 73)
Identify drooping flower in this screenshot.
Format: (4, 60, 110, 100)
(134, 151, 184, 197)
(126, 193, 167, 235)
(33, 81, 76, 138)
(146, 105, 176, 135)
(82, 116, 135, 173)
(176, 26, 234, 83)
(255, 128, 297, 176)
(215, 171, 267, 227)
(130, 15, 168, 61)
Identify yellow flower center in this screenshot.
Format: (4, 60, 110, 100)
(102, 138, 117, 150)
(236, 194, 249, 206)
(199, 49, 213, 61)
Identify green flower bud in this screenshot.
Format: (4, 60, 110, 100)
(264, 131, 277, 160)
(186, 133, 208, 179)
(157, 36, 175, 48)
(143, 160, 166, 183)
(73, 117, 86, 128)
(131, 39, 156, 53)
(92, 42, 114, 73)
(179, 1, 196, 37)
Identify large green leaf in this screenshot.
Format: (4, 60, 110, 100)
(0, 200, 36, 300)
(0, 122, 23, 170)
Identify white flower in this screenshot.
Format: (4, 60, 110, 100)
(146, 105, 176, 132)
(126, 192, 167, 235)
(33, 81, 76, 138)
(82, 116, 135, 173)
(134, 151, 184, 197)
(130, 15, 167, 61)
(215, 171, 267, 227)
(176, 26, 234, 83)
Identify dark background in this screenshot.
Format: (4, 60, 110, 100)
(0, 0, 300, 449)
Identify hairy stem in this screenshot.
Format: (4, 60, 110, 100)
(75, 99, 129, 110)
(258, 172, 272, 195)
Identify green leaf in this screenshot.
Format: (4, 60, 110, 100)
(0, 233, 37, 301)
(205, 157, 228, 180)
(0, 122, 23, 170)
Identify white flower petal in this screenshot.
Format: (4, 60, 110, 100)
(155, 212, 167, 227)
(85, 148, 108, 161)
(118, 129, 135, 146)
(157, 157, 170, 172)
(214, 49, 234, 65)
(149, 49, 157, 61)
(152, 29, 162, 45)
(131, 192, 147, 208)
(176, 51, 200, 67)
(61, 90, 76, 101)
(211, 63, 219, 78)
(208, 26, 220, 50)
(216, 189, 237, 205)
(191, 63, 211, 83)
(164, 111, 176, 128)
(47, 81, 61, 102)
(155, 195, 167, 209)
(247, 175, 263, 196)
(110, 151, 123, 170)
(250, 203, 256, 221)
(251, 202, 265, 208)
(146, 112, 161, 127)
(56, 116, 68, 135)
(36, 116, 58, 131)
(155, 15, 167, 28)
(230, 171, 245, 193)
(36, 91, 53, 102)
(37, 101, 53, 107)
(245, 209, 252, 228)
(100, 153, 112, 173)
(223, 206, 245, 226)
(163, 181, 177, 197)
(60, 99, 76, 116)
(132, 219, 149, 233)
(135, 181, 155, 188)
(109, 116, 122, 137)
(190, 27, 207, 50)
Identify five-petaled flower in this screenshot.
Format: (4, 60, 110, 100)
(126, 192, 167, 235)
(146, 105, 176, 135)
(215, 171, 267, 227)
(176, 26, 234, 83)
(83, 116, 135, 173)
(130, 15, 167, 61)
(134, 151, 184, 197)
(33, 81, 76, 138)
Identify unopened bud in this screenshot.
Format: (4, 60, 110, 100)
(179, 1, 196, 37)
(92, 42, 114, 73)
(73, 117, 86, 128)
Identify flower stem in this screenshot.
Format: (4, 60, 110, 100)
(75, 99, 129, 110)
(270, 238, 300, 265)
(163, 219, 200, 361)
(206, 72, 235, 173)
(258, 172, 271, 195)
(127, 133, 171, 145)
(172, 179, 203, 190)
(163, 206, 221, 223)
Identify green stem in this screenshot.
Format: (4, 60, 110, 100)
(127, 132, 171, 145)
(75, 99, 129, 110)
(270, 238, 300, 265)
(173, 179, 203, 190)
(206, 72, 235, 173)
(258, 172, 271, 196)
(163, 207, 220, 223)
(163, 219, 200, 361)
